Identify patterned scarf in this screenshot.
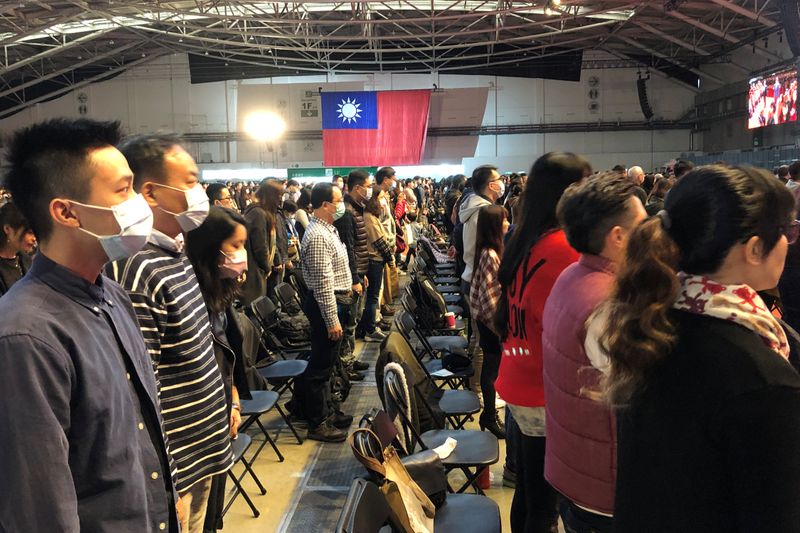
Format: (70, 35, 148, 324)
(674, 274, 790, 360)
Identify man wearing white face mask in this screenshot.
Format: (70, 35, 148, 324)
(0, 119, 178, 532)
(109, 134, 233, 533)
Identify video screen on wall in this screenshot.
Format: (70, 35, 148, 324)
(748, 67, 798, 129)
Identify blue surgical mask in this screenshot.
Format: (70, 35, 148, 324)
(333, 201, 346, 221)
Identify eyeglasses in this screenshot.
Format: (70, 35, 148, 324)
(784, 220, 800, 245)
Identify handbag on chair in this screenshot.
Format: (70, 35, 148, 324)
(349, 428, 435, 533)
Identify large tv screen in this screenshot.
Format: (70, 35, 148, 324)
(748, 67, 798, 129)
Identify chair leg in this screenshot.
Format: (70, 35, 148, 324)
(241, 456, 268, 495)
(224, 470, 261, 518)
(257, 418, 284, 462)
(276, 402, 304, 444)
(453, 466, 486, 495)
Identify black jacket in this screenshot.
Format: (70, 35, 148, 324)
(614, 310, 800, 532)
(241, 204, 268, 305)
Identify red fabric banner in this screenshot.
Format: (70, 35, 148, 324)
(322, 89, 431, 166)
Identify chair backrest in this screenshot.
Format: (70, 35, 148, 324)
(384, 366, 427, 452)
(359, 408, 403, 451)
(274, 282, 302, 315)
(251, 296, 279, 330)
(335, 478, 391, 533)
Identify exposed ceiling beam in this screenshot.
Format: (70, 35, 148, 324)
(633, 21, 710, 55)
(0, 29, 115, 76)
(707, 0, 778, 28)
(666, 10, 739, 43)
(0, 51, 167, 120)
(616, 35, 726, 85)
(0, 41, 140, 100)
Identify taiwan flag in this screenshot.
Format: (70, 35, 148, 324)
(321, 89, 431, 166)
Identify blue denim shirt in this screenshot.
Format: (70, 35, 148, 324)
(0, 254, 177, 532)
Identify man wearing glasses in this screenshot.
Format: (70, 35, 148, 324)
(206, 183, 238, 210)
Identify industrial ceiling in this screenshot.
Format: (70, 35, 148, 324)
(0, 1, 788, 117)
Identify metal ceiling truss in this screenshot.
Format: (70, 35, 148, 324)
(0, 0, 788, 117)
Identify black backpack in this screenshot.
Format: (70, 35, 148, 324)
(410, 275, 448, 329)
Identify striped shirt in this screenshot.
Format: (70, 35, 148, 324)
(301, 216, 352, 328)
(110, 237, 233, 493)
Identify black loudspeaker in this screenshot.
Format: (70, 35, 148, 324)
(779, 0, 800, 57)
(637, 78, 654, 120)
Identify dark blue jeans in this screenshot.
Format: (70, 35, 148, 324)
(357, 260, 384, 335)
(558, 496, 613, 533)
(301, 296, 345, 429)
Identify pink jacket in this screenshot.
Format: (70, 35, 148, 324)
(542, 254, 617, 515)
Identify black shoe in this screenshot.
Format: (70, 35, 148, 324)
(378, 320, 393, 331)
(330, 411, 354, 429)
(380, 305, 395, 316)
(347, 370, 365, 381)
(479, 413, 506, 439)
(308, 420, 347, 442)
(352, 361, 370, 371)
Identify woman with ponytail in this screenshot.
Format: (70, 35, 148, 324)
(593, 165, 800, 532)
(494, 152, 591, 533)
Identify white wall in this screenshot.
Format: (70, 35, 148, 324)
(0, 51, 697, 173)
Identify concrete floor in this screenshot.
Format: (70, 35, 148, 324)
(222, 338, 516, 532)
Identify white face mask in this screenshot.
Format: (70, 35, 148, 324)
(72, 193, 154, 262)
(220, 248, 247, 279)
(153, 183, 209, 232)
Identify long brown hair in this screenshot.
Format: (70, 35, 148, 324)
(599, 165, 795, 406)
(473, 205, 507, 272)
(255, 179, 283, 233)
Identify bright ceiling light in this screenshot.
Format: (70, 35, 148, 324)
(244, 111, 287, 142)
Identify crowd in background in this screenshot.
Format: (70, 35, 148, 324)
(3, 116, 800, 533)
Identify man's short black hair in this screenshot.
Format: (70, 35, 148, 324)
(778, 165, 790, 179)
(673, 159, 695, 179)
(611, 164, 626, 175)
(311, 182, 335, 209)
(283, 200, 298, 214)
(375, 166, 396, 185)
(287, 179, 300, 188)
(472, 164, 498, 194)
(557, 172, 637, 255)
(348, 169, 369, 190)
(117, 132, 183, 191)
(3, 118, 122, 241)
(790, 161, 800, 180)
(206, 183, 227, 202)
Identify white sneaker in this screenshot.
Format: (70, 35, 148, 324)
(365, 329, 387, 342)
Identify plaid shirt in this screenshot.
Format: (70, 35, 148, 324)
(469, 248, 502, 331)
(301, 216, 353, 328)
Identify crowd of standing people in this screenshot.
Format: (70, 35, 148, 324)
(3, 115, 800, 533)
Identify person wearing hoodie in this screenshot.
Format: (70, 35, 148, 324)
(460, 165, 504, 396)
(460, 165, 503, 295)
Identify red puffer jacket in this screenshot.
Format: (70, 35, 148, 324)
(542, 254, 618, 515)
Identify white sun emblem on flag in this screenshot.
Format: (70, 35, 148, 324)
(337, 97, 362, 124)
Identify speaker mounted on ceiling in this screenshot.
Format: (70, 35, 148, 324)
(637, 76, 654, 121)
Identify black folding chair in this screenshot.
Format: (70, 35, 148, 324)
(250, 296, 309, 444)
(384, 367, 498, 495)
(414, 256, 460, 285)
(400, 291, 467, 336)
(395, 311, 472, 391)
(222, 433, 266, 518)
(355, 411, 502, 533)
(238, 390, 284, 462)
(335, 478, 392, 533)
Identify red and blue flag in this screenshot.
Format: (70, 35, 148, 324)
(321, 89, 431, 166)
